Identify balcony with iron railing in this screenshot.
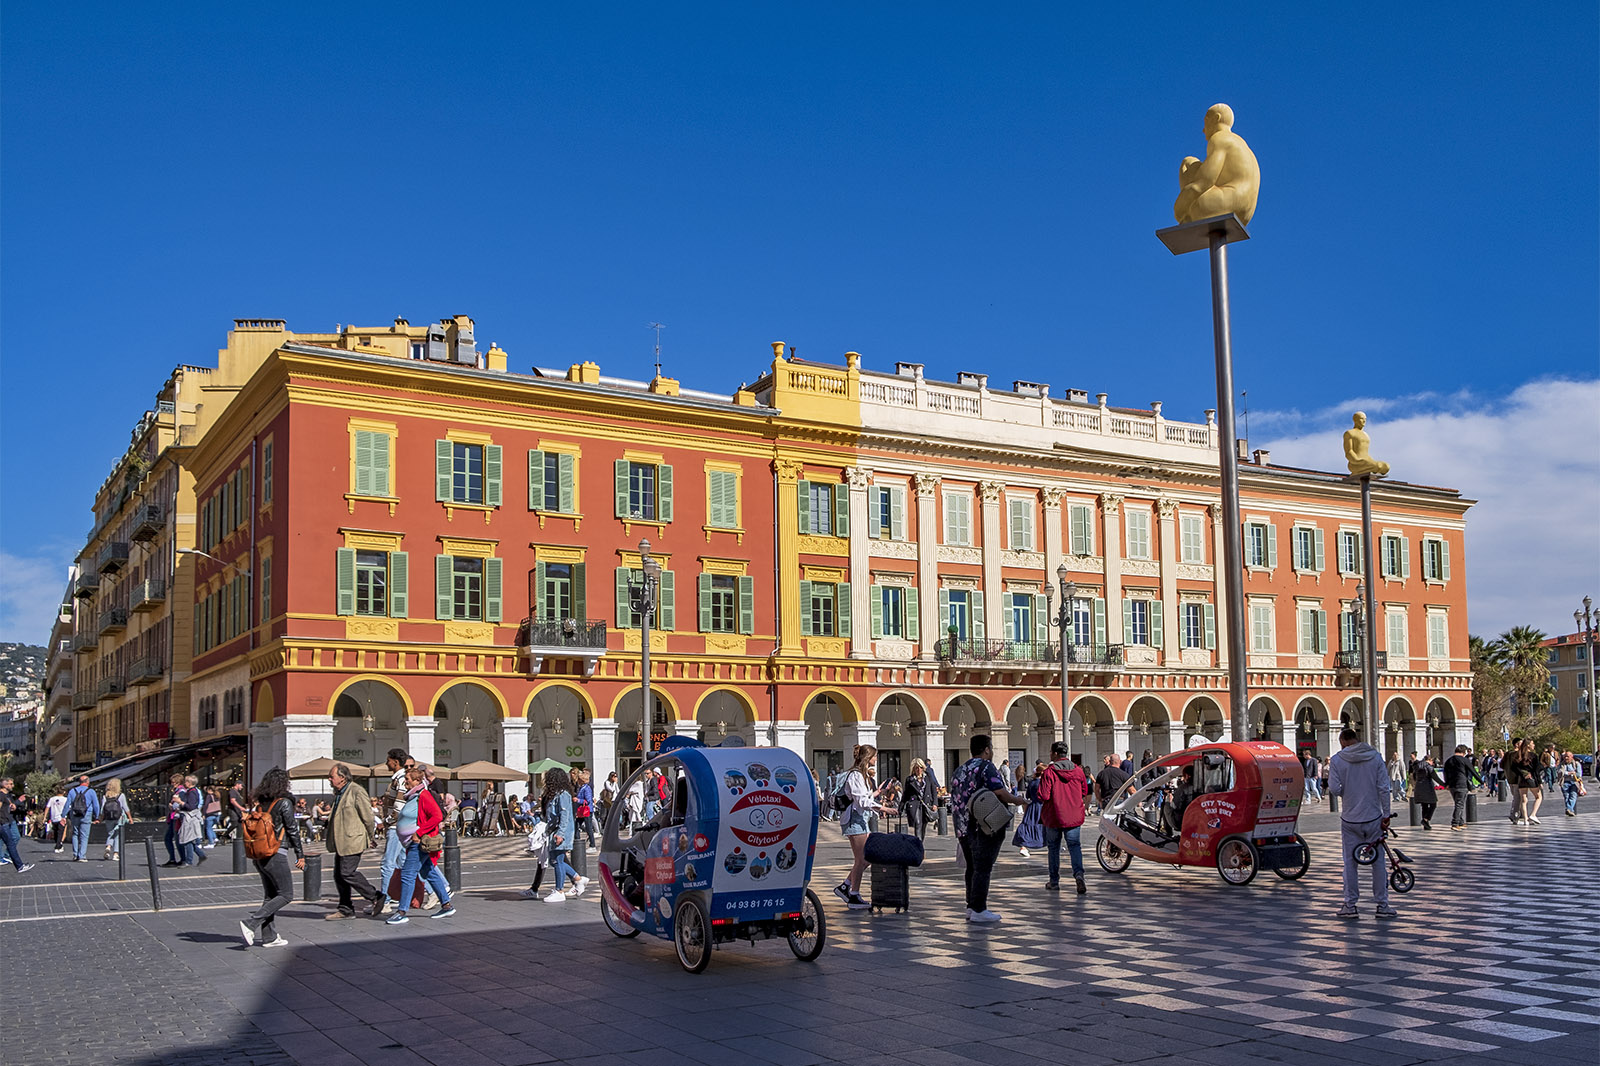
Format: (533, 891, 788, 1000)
(1335, 650, 1387, 672)
(516, 617, 609, 678)
(97, 674, 126, 701)
(98, 607, 129, 636)
(129, 656, 164, 685)
(72, 689, 97, 711)
(73, 571, 101, 599)
(934, 637, 1125, 668)
(72, 631, 99, 653)
(96, 541, 131, 574)
(130, 578, 167, 613)
(131, 503, 166, 542)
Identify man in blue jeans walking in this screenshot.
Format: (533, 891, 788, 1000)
(1037, 742, 1091, 894)
(65, 775, 102, 862)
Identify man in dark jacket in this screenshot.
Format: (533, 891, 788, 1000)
(1094, 755, 1130, 810)
(1037, 742, 1091, 894)
(1441, 744, 1475, 831)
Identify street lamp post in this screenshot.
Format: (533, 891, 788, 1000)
(1044, 565, 1077, 755)
(1576, 597, 1598, 773)
(632, 540, 662, 763)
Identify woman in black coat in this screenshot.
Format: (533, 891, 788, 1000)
(902, 759, 938, 840)
(1409, 755, 1442, 829)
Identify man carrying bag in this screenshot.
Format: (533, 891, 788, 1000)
(949, 734, 1025, 924)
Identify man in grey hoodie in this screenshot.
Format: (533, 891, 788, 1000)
(1327, 727, 1394, 919)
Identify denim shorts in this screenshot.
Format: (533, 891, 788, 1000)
(842, 808, 870, 837)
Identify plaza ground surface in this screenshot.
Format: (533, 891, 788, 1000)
(3, 793, 1595, 1066)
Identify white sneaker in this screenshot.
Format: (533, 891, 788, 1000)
(519, 888, 543, 900)
(969, 910, 1002, 923)
(1017, 848, 1030, 858)
(263, 936, 289, 947)
(1528, 816, 1541, 825)
(543, 890, 566, 903)
(573, 877, 590, 897)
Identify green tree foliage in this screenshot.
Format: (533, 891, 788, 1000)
(25, 769, 61, 798)
(1470, 626, 1589, 753)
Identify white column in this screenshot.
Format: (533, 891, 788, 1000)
(1276, 717, 1296, 754)
(989, 725, 1012, 765)
(1218, 716, 1234, 744)
(846, 467, 873, 659)
(673, 718, 699, 737)
(1315, 722, 1333, 759)
(846, 721, 879, 755)
(1164, 721, 1184, 757)
(500, 718, 530, 776)
(1101, 494, 1125, 643)
(406, 716, 437, 766)
(1157, 498, 1181, 666)
(918, 723, 946, 770)
(1411, 721, 1428, 762)
(980, 481, 1004, 647)
(1112, 721, 1132, 764)
(1041, 488, 1064, 588)
(247, 722, 275, 787)
(1454, 716, 1475, 753)
(771, 722, 808, 754)
(282, 716, 334, 796)
(589, 719, 618, 784)
(914, 473, 941, 659)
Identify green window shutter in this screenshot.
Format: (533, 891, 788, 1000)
(1203, 603, 1216, 649)
(1035, 595, 1049, 645)
(868, 489, 882, 539)
(799, 580, 814, 636)
(938, 589, 950, 632)
(1150, 603, 1163, 648)
(1265, 522, 1278, 567)
(572, 563, 586, 621)
(796, 480, 811, 535)
(1400, 536, 1411, 578)
(484, 445, 503, 507)
(355, 431, 375, 495)
(1070, 505, 1090, 555)
(528, 449, 545, 510)
(970, 595, 984, 641)
(658, 464, 673, 521)
(1314, 528, 1326, 571)
(1440, 540, 1450, 581)
(614, 460, 630, 517)
(435, 555, 453, 619)
(698, 573, 714, 632)
(869, 585, 884, 639)
(335, 548, 356, 616)
(615, 569, 633, 628)
(1316, 610, 1328, 653)
(389, 551, 409, 618)
(1122, 599, 1134, 642)
(485, 558, 503, 622)
(837, 582, 851, 638)
(833, 486, 849, 538)
(534, 562, 547, 620)
(658, 570, 675, 630)
(372, 433, 389, 495)
(890, 489, 905, 540)
(436, 440, 453, 501)
(1094, 597, 1107, 646)
(708, 471, 727, 528)
(558, 454, 575, 513)
(905, 587, 919, 641)
(1002, 598, 1015, 641)
(738, 576, 755, 635)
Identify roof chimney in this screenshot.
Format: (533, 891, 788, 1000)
(1252, 448, 1271, 466)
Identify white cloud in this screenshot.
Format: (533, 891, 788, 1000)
(1259, 378, 1600, 639)
(0, 548, 77, 645)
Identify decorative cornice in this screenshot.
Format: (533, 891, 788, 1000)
(1156, 497, 1178, 519)
(1099, 493, 1124, 515)
(844, 466, 874, 490)
(978, 480, 1004, 504)
(913, 472, 941, 498)
(1040, 486, 1065, 508)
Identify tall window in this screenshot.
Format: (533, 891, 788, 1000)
(1298, 607, 1328, 653)
(1386, 610, 1409, 657)
(453, 443, 484, 504)
(797, 479, 845, 537)
(1125, 510, 1151, 560)
(355, 550, 389, 616)
(434, 554, 502, 622)
(1180, 514, 1205, 563)
(1068, 503, 1094, 555)
(1422, 538, 1449, 581)
(452, 557, 483, 620)
(707, 469, 739, 529)
(1427, 612, 1448, 659)
(1249, 602, 1275, 652)
(802, 581, 843, 637)
(944, 494, 972, 546)
(872, 486, 906, 540)
(262, 440, 274, 504)
(945, 589, 972, 642)
(705, 575, 737, 632)
(630, 463, 656, 519)
(1182, 602, 1215, 649)
(1008, 498, 1034, 551)
(1294, 526, 1324, 572)
(615, 567, 676, 630)
(1338, 530, 1362, 575)
(1071, 598, 1093, 647)
(336, 548, 408, 619)
(529, 450, 576, 513)
(1127, 600, 1151, 646)
(1340, 610, 1358, 653)
(1381, 534, 1410, 579)
(542, 563, 574, 620)
(436, 440, 502, 507)
(874, 585, 909, 638)
(353, 430, 391, 496)
(1245, 522, 1276, 568)
(1008, 593, 1034, 646)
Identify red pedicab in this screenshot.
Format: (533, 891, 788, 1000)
(1095, 741, 1310, 886)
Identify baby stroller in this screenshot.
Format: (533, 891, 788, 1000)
(1353, 825, 1415, 892)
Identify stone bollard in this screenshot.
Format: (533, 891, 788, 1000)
(1328, 794, 1339, 814)
(233, 838, 247, 874)
(443, 827, 461, 890)
(1497, 780, 1507, 802)
(301, 853, 322, 902)
(572, 836, 589, 878)
(1466, 793, 1478, 823)
(937, 806, 948, 836)
(1408, 801, 1420, 827)
(118, 844, 128, 882)
(144, 839, 163, 912)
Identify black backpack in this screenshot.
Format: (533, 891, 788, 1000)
(69, 789, 88, 818)
(102, 795, 123, 822)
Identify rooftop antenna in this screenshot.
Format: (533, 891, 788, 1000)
(647, 322, 665, 378)
(1240, 390, 1249, 448)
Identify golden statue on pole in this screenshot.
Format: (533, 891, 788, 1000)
(1173, 103, 1261, 227)
(1343, 411, 1391, 478)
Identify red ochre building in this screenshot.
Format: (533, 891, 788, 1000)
(175, 319, 1474, 790)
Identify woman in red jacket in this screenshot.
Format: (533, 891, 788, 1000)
(386, 764, 455, 925)
(1036, 741, 1091, 894)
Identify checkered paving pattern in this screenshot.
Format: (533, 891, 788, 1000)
(822, 812, 1600, 1059)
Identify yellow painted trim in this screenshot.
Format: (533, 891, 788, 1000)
(524, 679, 598, 720)
(622, 449, 665, 464)
(798, 685, 863, 724)
(802, 565, 846, 582)
(608, 684, 680, 722)
(348, 416, 399, 434)
(426, 677, 511, 719)
(327, 674, 416, 719)
(340, 528, 405, 551)
(253, 681, 276, 724)
(438, 536, 497, 558)
(693, 686, 759, 724)
(347, 420, 397, 498)
(445, 428, 495, 446)
(538, 440, 583, 456)
(534, 545, 586, 564)
(698, 557, 749, 576)
(618, 550, 672, 568)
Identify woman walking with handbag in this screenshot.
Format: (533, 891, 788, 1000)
(385, 763, 455, 925)
(903, 759, 937, 840)
(539, 768, 588, 902)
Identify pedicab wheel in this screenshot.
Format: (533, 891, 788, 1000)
(1353, 842, 1379, 866)
(1389, 867, 1415, 893)
(1216, 838, 1259, 886)
(600, 894, 640, 938)
(673, 894, 712, 973)
(786, 888, 826, 962)
(1096, 836, 1132, 873)
(1273, 839, 1312, 881)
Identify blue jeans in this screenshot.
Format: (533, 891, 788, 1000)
(204, 814, 220, 845)
(1045, 825, 1083, 883)
(1305, 776, 1322, 800)
(71, 816, 94, 860)
(105, 820, 125, 856)
(377, 827, 403, 896)
(551, 848, 579, 890)
(0, 822, 23, 867)
(165, 820, 180, 863)
(396, 842, 451, 914)
(1563, 782, 1580, 814)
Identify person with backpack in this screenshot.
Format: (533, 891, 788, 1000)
(100, 779, 130, 861)
(1036, 741, 1091, 894)
(386, 762, 456, 925)
(949, 734, 1026, 923)
(239, 767, 305, 947)
(831, 744, 893, 911)
(65, 775, 102, 862)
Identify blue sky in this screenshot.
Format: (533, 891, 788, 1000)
(2, 3, 1596, 642)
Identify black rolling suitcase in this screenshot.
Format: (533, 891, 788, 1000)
(865, 831, 923, 913)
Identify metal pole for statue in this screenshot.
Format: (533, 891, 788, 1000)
(1359, 475, 1382, 747)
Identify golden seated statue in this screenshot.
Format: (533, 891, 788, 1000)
(1344, 412, 1390, 478)
(1173, 103, 1260, 227)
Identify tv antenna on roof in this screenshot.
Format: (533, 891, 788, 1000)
(647, 322, 665, 378)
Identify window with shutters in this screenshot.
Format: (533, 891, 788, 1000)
(1008, 593, 1034, 646)
(704, 575, 737, 632)
(706, 467, 740, 530)
(453, 444, 484, 504)
(542, 563, 575, 621)
(1127, 600, 1151, 646)
(1008, 498, 1034, 551)
(1182, 602, 1217, 649)
(875, 586, 907, 638)
(1245, 521, 1276, 569)
(1249, 601, 1275, 652)
(1427, 611, 1448, 659)
(528, 450, 576, 514)
(943, 493, 972, 546)
(615, 460, 674, 522)
(944, 589, 972, 642)
(1386, 610, 1408, 658)
(260, 555, 272, 623)
(335, 547, 408, 619)
(1180, 514, 1205, 563)
(1340, 610, 1358, 653)
(1421, 537, 1449, 582)
(349, 423, 395, 499)
(616, 567, 676, 630)
(808, 583, 839, 637)
(262, 438, 274, 505)
(1070, 598, 1093, 646)
(1293, 526, 1324, 572)
(1068, 503, 1095, 556)
(1298, 607, 1329, 653)
(355, 551, 389, 615)
(1380, 534, 1409, 579)
(1126, 509, 1151, 560)
(1338, 530, 1362, 575)
(436, 438, 503, 509)
(451, 557, 484, 620)
(871, 486, 907, 541)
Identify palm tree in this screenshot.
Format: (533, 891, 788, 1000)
(1491, 626, 1550, 717)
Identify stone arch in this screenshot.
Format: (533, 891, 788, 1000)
(1127, 694, 1173, 759)
(328, 676, 411, 768)
(872, 692, 928, 782)
(694, 687, 760, 724)
(872, 690, 930, 723)
(328, 674, 414, 719)
(523, 680, 598, 722)
(802, 690, 859, 782)
(430, 680, 508, 770)
(1382, 696, 1418, 761)
(1424, 696, 1460, 759)
(1291, 694, 1332, 758)
(1003, 694, 1057, 772)
(428, 679, 509, 723)
(938, 694, 995, 780)
(608, 684, 681, 724)
(526, 682, 597, 769)
(1069, 694, 1115, 763)
(1181, 695, 1227, 744)
(938, 692, 993, 727)
(1336, 695, 1366, 738)
(695, 687, 759, 748)
(252, 681, 276, 725)
(1247, 695, 1284, 742)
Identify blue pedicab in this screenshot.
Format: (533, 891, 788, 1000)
(596, 738, 827, 972)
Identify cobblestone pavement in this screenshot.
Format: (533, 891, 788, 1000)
(3, 797, 1594, 1066)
